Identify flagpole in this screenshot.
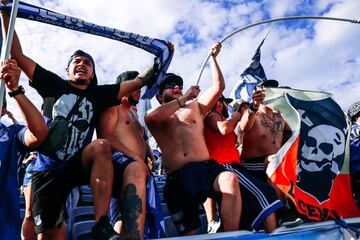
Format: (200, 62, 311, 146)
(0, 0, 20, 110)
(195, 15, 360, 86)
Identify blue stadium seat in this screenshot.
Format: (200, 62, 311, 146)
(78, 194, 93, 207)
(71, 220, 95, 240)
(19, 195, 25, 209)
(79, 185, 92, 195)
(68, 206, 95, 239)
(71, 206, 95, 224)
(161, 203, 169, 216)
(20, 208, 25, 220)
(164, 216, 178, 237)
(197, 213, 208, 234)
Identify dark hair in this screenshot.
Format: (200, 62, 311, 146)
(68, 50, 98, 87)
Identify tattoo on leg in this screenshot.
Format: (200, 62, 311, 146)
(120, 183, 142, 240)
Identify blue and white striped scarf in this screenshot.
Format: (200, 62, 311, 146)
(0, 1, 173, 99)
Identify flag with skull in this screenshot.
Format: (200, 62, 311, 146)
(265, 87, 360, 221)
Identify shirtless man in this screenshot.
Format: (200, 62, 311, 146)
(239, 80, 290, 182)
(145, 42, 241, 235)
(204, 93, 282, 233)
(238, 80, 303, 226)
(98, 71, 150, 239)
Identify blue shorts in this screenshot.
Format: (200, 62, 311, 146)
(109, 151, 135, 225)
(164, 160, 226, 235)
(224, 164, 282, 231)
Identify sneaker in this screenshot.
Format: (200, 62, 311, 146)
(207, 219, 221, 233)
(91, 216, 123, 240)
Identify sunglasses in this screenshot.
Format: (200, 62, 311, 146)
(164, 83, 183, 90)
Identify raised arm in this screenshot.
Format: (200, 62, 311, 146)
(145, 86, 200, 127)
(0, 59, 47, 147)
(238, 89, 265, 132)
(198, 42, 225, 115)
(206, 111, 242, 135)
(0, 9, 36, 81)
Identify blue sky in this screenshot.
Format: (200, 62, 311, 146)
(1, 0, 360, 124)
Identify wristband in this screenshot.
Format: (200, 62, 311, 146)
(8, 85, 25, 98)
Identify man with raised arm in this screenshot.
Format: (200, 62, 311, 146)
(97, 71, 152, 239)
(1, 9, 158, 240)
(145, 42, 241, 235)
(238, 80, 302, 226)
(0, 59, 48, 239)
(204, 93, 282, 233)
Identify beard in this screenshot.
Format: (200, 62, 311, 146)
(128, 95, 139, 106)
(71, 79, 88, 85)
(163, 95, 177, 104)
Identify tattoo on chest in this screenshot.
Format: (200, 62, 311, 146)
(259, 112, 283, 145)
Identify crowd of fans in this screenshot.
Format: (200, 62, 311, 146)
(0, 7, 359, 240)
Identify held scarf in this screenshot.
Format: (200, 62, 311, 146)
(0, 1, 173, 99)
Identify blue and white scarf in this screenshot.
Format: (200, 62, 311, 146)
(229, 36, 268, 103)
(0, 1, 173, 99)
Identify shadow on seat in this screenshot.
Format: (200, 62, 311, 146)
(164, 216, 178, 237)
(69, 206, 95, 239)
(71, 220, 95, 240)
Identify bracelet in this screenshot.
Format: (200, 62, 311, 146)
(176, 98, 185, 108)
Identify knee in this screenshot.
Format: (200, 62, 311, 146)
(23, 212, 34, 221)
(218, 172, 240, 195)
(88, 139, 111, 158)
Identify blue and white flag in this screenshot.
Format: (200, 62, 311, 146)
(229, 36, 268, 103)
(0, 1, 173, 99)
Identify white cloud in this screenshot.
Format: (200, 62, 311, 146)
(2, 0, 360, 123)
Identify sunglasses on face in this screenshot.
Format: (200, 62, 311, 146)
(164, 83, 183, 90)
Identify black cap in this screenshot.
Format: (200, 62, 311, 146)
(116, 71, 139, 84)
(218, 94, 233, 104)
(158, 73, 183, 95)
(258, 79, 279, 88)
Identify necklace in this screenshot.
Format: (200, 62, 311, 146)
(258, 110, 277, 145)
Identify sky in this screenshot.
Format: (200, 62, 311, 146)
(1, 0, 360, 125)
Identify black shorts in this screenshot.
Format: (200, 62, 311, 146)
(164, 160, 226, 235)
(243, 156, 267, 182)
(224, 164, 282, 231)
(31, 152, 88, 234)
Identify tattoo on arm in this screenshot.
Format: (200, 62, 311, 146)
(120, 184, 143, 240)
